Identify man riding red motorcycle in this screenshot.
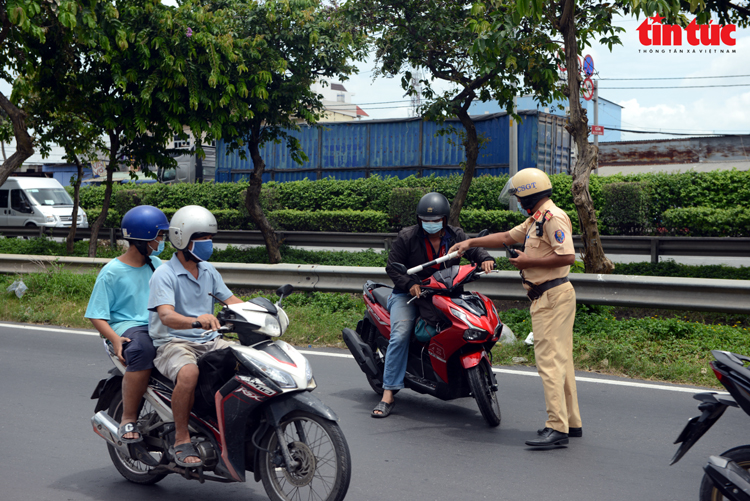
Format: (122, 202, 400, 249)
(372, 192, 495, 418)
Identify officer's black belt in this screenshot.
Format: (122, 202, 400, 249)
(525, 277, 569, 301)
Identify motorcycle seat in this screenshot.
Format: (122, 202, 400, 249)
(371, 287, 392, 309)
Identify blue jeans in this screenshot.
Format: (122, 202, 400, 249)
(382, 292, 418, 391)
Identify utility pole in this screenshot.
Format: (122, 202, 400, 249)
(508, 95, 518, 211)
(593, 79, 599, 176)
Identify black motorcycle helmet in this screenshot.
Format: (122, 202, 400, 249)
(416, 192, 450, 230)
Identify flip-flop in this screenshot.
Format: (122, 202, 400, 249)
(117, 422, 142, 444)
(170, 441, 203, 468)
(371, 400, 395, 418)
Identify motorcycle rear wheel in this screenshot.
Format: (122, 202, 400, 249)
(467, 359, 501, 427)
(699, 446, 750, 501)
(107, 391, 167, 485)
(259, 411, 351, 501)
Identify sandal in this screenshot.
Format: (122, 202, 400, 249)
(371, 400, 395, 418)
(170, 442, 203, 467)
(117, 422, 142, 444)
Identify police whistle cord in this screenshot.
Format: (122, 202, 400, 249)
(407, 251, 460, 275)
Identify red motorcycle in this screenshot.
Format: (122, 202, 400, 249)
(343, 251, 503, 426)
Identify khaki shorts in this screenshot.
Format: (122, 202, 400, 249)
(154, 337, 235, 382)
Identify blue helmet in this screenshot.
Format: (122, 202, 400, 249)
(121, 205, 169, 241)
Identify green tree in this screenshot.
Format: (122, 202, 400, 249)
(0, 0, 117, 184)
(26, 0, 257, 256)
(221, 0, 366, 263)
(341, 0, 562, 226)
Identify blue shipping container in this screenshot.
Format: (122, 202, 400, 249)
(215, 110, 571, 182)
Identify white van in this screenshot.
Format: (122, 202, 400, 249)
(0, 177, 88, 228)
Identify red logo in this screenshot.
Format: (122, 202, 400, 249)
(637, 15, 736, 46)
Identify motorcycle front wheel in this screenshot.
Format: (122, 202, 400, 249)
(467, 359, 501, 427)
(699, 446, 750, 501)
(107, 391, 167, 485)
(259, 411, 351, 501)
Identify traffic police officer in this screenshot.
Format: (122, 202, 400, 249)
(450, 168, 581, 447)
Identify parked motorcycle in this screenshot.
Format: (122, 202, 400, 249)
(90, 285, 351, 501)
(343, 250, 503, 426)
(671, 350, 750, 501)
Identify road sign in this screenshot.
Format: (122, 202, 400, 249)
(557, 50, 584, 74)
(582, 77, 595, 100)
(591, 125, 604, 136)
(583, 55, 594, 76)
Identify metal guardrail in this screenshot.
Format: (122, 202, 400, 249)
(1, 254, 748, 314)
(3, 226, 749, 264)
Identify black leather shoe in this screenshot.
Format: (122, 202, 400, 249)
(526, 428, 569, 447)
(537, 426, 582, 437)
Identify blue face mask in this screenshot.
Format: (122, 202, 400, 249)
(422, 222, 443, 234)
(189, 240, 214, 262)
(150, 240, 165, 257)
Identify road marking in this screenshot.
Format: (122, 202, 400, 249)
(0, 323, 719, 394)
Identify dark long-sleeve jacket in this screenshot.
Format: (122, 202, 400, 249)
(385, 225, 494, 293)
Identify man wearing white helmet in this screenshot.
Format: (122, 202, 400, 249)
(450, 168, 582, 448)
(148, 205, 243, 467)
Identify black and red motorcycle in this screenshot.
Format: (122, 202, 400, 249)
(343, 251, 503, 426)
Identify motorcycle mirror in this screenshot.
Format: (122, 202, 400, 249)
(392, 263, 408, 275)
(477, 229, 490, 238)
(276, 284, 294, 298)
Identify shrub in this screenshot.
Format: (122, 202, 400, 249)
(269, 209, 389, 233)
(660, 206, 750, 237)
(600, 182, 650, 235)
(85, 207, 123, 229)
(459, 210, 527, 233)
(388, 187, 428, 228)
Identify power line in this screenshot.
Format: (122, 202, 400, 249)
(600, 74, 750, 81)
(600, 83, 750, 89)
(601, 126, 748, 136)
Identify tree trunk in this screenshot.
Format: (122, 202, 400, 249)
(66, 153, 84, 254)
(88, 132, 119, 257)
(245, 129, 281, 264)
(559, 0, 614, 274)
(448, 106, 479, 227)
(0, 91, 34, 186)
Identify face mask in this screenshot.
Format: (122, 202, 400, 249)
(422, 222, 443, 234)
(149, 240, 164, 257)
(189, 240, 214, 262)
(518, 196, 536, 214)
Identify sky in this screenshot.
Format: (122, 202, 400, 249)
(340, 13, 750, 141)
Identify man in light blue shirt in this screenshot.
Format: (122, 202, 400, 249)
(86, 206, 169, 443)
(148, 205, 242, 467)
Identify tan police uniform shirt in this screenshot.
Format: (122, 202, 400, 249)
(507, 199, 575, 289)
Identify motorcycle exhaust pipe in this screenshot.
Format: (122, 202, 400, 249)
(91, 411, 131, 457)
(704, 455, 750, 501)
(342, 328, 379, 379)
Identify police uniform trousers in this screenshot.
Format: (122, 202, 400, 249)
(529, 281, 581, 433)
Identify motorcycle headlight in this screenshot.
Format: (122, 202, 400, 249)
(450, 307, 484, 330)
(257, 314, 281, 337)
(239, 352, 297, 388)
(463, 328, 490, 341)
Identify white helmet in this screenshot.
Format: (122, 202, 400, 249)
(169, 205, 218, 251)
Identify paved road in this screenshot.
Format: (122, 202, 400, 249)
(0, 322, 745, 501)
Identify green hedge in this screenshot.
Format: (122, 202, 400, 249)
(459, 210, 527, 233)
(69, 169, 750, 236)
(660, 206, 750, 237)
(269, 209, 389, 233)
